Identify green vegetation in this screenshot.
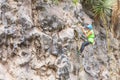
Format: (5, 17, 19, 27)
(80, 0, 115, 19)
(53, 0, 59, 4)
(72, 0, 79, 5)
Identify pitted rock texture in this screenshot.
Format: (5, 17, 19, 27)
(0, 0, 120, 80)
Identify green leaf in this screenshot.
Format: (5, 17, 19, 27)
(72, 0, 79, 5)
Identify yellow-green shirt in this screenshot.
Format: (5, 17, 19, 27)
(87, 30, 95, 44)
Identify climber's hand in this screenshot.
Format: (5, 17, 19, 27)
(80, 25, 85, 28)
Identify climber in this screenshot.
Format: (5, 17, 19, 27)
(79, 24, 95, 54)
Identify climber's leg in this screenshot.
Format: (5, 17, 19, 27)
(80, 41, 90, 53)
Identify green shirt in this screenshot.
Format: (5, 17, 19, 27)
(87, 30, 95, 44)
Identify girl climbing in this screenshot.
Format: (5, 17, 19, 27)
(79, 24, 95, 53)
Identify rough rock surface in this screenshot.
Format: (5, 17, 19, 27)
(0, 0, 120, 80)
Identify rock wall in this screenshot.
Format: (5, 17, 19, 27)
(0, 0, 120, 80)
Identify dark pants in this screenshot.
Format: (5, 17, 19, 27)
(80, 41, 90, 53)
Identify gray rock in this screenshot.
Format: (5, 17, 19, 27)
(111, 38, 119, 50)
(1, 3, 11, 12)
(18, 51, 32, 66)
(0, 0, 119, 80)
(0, 0, 6, 3)
(59, 28, 74, 41)
(83, 56, 100, 79)
(48, 74, 56, 80)
(56, 54, 71, 80)
(41, 32, 52, 51)
(40, 15, 64, 32)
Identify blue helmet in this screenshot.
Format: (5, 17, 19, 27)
(86, 24, 93, 30)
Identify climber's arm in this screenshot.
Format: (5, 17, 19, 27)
(80, 26, 88, 36)
(81, 27, 86, 35)
(78, 24, 88, 37)
(86, 31, 92, 37)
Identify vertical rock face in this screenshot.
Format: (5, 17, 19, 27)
(0, 0, 120, 80)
